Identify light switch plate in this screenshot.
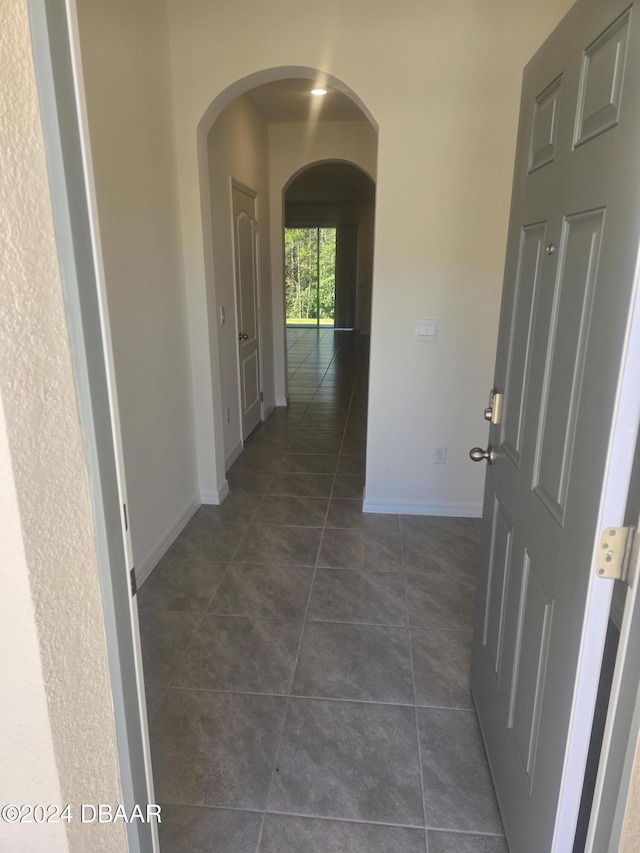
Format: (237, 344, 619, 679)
(416, 319, 438, 340)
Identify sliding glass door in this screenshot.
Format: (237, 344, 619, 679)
(285, 227, 336, 328)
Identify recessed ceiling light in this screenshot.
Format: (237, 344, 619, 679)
(311, 88, 327, 96)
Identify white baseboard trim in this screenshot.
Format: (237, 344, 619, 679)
(275, 396, 288, 407)
(263, 399, 276, 419)
(362, 498, 483, 517)
(136, 495, 200, 586)
(201, 479, 230, 505)
(225, 441, 244, 470)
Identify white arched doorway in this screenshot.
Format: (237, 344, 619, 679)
(197, 70, 378, 486)
(283, 160, 376, 334)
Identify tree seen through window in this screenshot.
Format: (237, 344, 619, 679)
(285, 227, 336, 326)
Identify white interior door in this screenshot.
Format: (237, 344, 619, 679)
(232, 182, 262, 440)
(471, 1, 640, 851)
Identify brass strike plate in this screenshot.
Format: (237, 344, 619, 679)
(491, 392, 503, 425)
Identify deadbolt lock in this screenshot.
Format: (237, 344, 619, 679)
(484, 388, 503, 425)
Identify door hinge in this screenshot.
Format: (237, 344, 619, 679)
(254, 220, 260, 234)
(596, 527, 638, 586)
(260, 391, 263, 402)
(130, 567, 137, 597)
(123, 502, 128, 531)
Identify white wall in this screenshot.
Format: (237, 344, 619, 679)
(1, 2, 126, 848)
(76, 0, 199, 572)
(356, 203, 375, 335)
(268, 121, 378, 401)
(207, 95, 273, 464)
(163, 0, 575, 514)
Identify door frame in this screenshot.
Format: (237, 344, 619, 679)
(229, 178, 265, 440)
(585, 272, 640, 851)
(28, 2, 158, 850)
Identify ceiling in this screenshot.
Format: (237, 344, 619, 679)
(244, 78, 368, 124)
(285, 162, 375, 204)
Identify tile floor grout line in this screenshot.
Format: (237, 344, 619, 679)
(163, 607, 210, 691)
(326, 337, 360, 505)
(200, 561, 236, 616)
(262, 808, 427, 831)
(403, 535, 430, 838)
(255, 813, 266, 853)
(256, 508, 323, 850)
(257, 331, 355, 850)
(159, 683, 478, 713)
(163, 502, 257, 690)
(162, 798, 487, 835)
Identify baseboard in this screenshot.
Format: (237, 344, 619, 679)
(362, 497, 483, 517)
(136, 495, 200, 586)
(263, 399, 276, 419)
(225, 441, 244, 470)
(276, 395, 288, 407)
(201, 479, 230, 505)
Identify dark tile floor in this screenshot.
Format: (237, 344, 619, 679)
(140, 329, 507, 852)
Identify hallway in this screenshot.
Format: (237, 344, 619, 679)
(139, 329, 507, 852)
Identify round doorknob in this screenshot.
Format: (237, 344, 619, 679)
(469, 445, 495, 464)
(238, 333, 249, 340)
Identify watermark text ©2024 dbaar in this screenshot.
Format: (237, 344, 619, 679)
(1, 803, 161, 824)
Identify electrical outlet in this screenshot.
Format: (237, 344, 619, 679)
(226, 407, 231, 424)
(433, 446, 448, 464)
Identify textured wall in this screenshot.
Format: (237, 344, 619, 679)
(0, 1, 126, 850)
(621, 733, 640, 852)
(0, 402, 68, 853)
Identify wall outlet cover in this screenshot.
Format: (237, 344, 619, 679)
(433, 446, 448, 464)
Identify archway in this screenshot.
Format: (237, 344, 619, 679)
(199, 71, 378, 476)
(283, 160, 376, 333)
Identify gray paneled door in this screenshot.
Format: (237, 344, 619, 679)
(471, 0, 640, 851)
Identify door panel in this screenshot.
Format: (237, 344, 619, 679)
(508, 552, 553, 792)
(533, 209, 604, 523)
(232, 184, 262, 439)
(237, 213, 257, 338)
(242, 350, 260, 411)
(471, 1, 640, 850)
(574, 10, 631, 146)
(529, 77, 562, 172)
(484, 499, 513, 683)
(503, 223, 546, 467)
